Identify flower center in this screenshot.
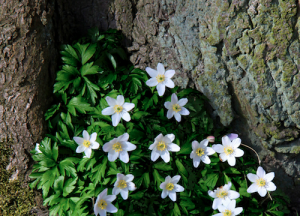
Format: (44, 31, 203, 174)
(156, 74, 165, 83)
(157, 142, 166, 151)
(172, 104, 181, 112)
(216, 190, 228, 198)
(224, 146, 234, 155)
(112, 142, 123, 152)
(196, 148, 205, 157)
(97, 199, 107, 210)
(166, 183, 174, 191)
(113, 105, 123, 114)
(83, 140, 91, 147)
(117, 180, 127, 189)
(223, 210, 232, 216)
(256, 178, 266, 187)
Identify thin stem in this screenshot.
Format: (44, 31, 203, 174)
(240, 143, 261, 165)
(267, 191, 273, 201)
(91, 197, 95, 207)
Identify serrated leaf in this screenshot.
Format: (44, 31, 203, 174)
(153, 162, 173, 171)
(64, 45, 79, 60)
(82, 43, 97, 65)
(132, 111, 150, 120)
(80, 62, 100, 76)
(175, 159, 188, 177)
(67, 95, 92, 116)
(173, 203, 181, 216)
(54, 175, 64, 193)
(63, 177, 78, 197)
(45, 104, 61, 121)
(59, 158, 77, 177)
(130, 191, 145, 200)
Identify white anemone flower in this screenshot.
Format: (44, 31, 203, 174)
(247, 166, 276, 197)
(212, 136, 244, 166)
(149, 133, 180, 163)
(112, 173, 136, 200)
(94, 188, 118, 216)
(164, 93, 190, 122)
(160, 175, 184, 201)
(145, 63, 175, 96)
(101, 95, 135, 127)
(35, 143, 42, 154)
(190, 139, 215, 168)
(73, 130, 100, 158)
(103, 133, 136, 163)
(208, 182, 240, 210)
(213, 199, 243, 216)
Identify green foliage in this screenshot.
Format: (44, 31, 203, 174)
(30, 28, 290, 216)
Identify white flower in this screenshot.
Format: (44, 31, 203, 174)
(103, 133, 136, 163)
(208, 182, 240, 210)
(101, 95, 135, 127)
(164, 93, 190, 122)
(35, 143, 42, 154)
(247, 166, 276, 197)
(112, 173, 136, 200)
(149, 133, 180, 163)
(213, 199, 243, 216)
(190, 139, 215, 168)
(73, 130, 100, 158)
(94, 188, 118, 216)
(145, 63, 175, 96)
(160, 175, 184, 201)
(212, 135, 244, 166)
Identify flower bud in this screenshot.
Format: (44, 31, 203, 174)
(207, 136, 215, 143)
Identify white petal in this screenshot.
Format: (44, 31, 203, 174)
(94, 205, 100, 216)
(213, 214, 223, 216)
(149, 142, 156, 150)
(231, 138, 241, 148)
(179, 107, 190, 116)
(168, 143, 180, 152)
(157, 63, 165, 74)
(161, 150, 170, 162)
(202, 156, 211, 164)
(193, 157, 201, 168)
(103, 142, 112, 152)
(219, 153, 228, 162)
(178, 98, 188, 107)
(121, 111, 131, 122)
(90, 132, 97, 142)
(247, 183, 258, 193)
(258, 187, 267, 197)
(157, 83, 166, 96)
(151, 149, 160, 162)
(222, 136, 232, 147)
(212, 198, 222, 210)
(165, 134, 175, 142)
(218, 204, 226, 212)
(102, 107, 115, 115)
(119, 151, 129, 163)
(84, 148, 92, 158)
(99, 209, 106, 216)
(168, 191, 177, 201)
(213, 144, 225, 153)
(119, 133, 129, 142)
(171, 175, 181, 184)
(224, 182, 232, 191)
(106, 96, 117, 106)
(160, 182, 167, 190)
(228, 200, 236, 210)
(108, 149, 119, 162)
(98, 188, 108, 199)
(208, 190, 216, 198)
(234, 207, 243, 215)
(90, 141, 100, 149)
(116, 95, 124, 105)
(146, 77, 159, 87)
(174, 112, 181, 122)
(120, 188, 129, 200)
(123, 103, 135, 112)
(154, 134, 163, 142)
(74, 137, 84, 145)
(171, 93, 178, 103)
(112, 113, 121, 127)
(174, 184, 184, 192)
(266, 182, 276, 191)
(164, 101, 172, 109)
(83, 130, 90, 140)
(190, 151, 195, 159)
(127, 182, 136, 191)
(199, 139, 209, 147)
(112, 187, 121, 195)
(247, 173, 259, 182)
(123, 142, 136, 151)
(164, 69, 175, 78)
(257, 166, 266, 178)
(161, 189, 168, 198)
(227, 156, 236, 166)
(192, 141, 199, 150)
(167, 110, 174, 119)
(228, 190, 240, 200)
(105, 194, 117, 202)
(234, 148, 244, 157)
(206, 147, 215, 155)
(164, 78, 175, 88)
(265, 172, 275, 182)
(145, 67, 158, 77)
(106, 203, 118, 213)
(124, 174, 134, 182)
(76, 145, 86, 153)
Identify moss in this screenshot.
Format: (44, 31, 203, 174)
(291, 146, 300, 154)
(0, 143, 36, 216)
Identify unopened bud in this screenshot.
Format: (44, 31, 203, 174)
(227, 133, 238, 141)
(207, 136, 215, 143)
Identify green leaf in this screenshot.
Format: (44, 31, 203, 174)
(143, 172, 150, 188)
(203, 173, 219, 189)
(132, 111, 150, 120)
(175, 159, 188, 177)
(130, 191, 145, 200)
(45, 104, 61, 120)
(268, 211, 285, 216)
(82, 43, 97, 65)
(52, 142, 58, 161)
(67, 95, 92, 116)
(63, 177, 78, 197)
(64, 45, 79, 60)
(107, 53, 117, 69)
(153, 162, 173, 171)
(180, 199, 195, 210)
(224, 167, 241, 174)
(59, 158, 77, 177)
(54, 176, 64, 193)
(173, 203, 181, 216)
(80, 62, 100, 76)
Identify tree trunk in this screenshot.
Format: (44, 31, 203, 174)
(1, 0, 300, 214)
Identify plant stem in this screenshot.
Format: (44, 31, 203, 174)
(240, 143, 261, 165)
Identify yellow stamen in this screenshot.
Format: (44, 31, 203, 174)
(196, 148, 205, 157)
(223, 210, 232, 216)
(224, 146, 234, 155)
(97, 199, 107, 210)
(166, 183, 174, 191)
(172, 104, 181, 112)
(113, 105, 123, 113)
(256, 178, 266, 187)
(216, 190, 228, 198)
(117, 180, 127, 189)
(112, 142, 122, 152)
(157, 142, 166, 151)
(156, 74, 165, 83)
(83, 140, 91, 147)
